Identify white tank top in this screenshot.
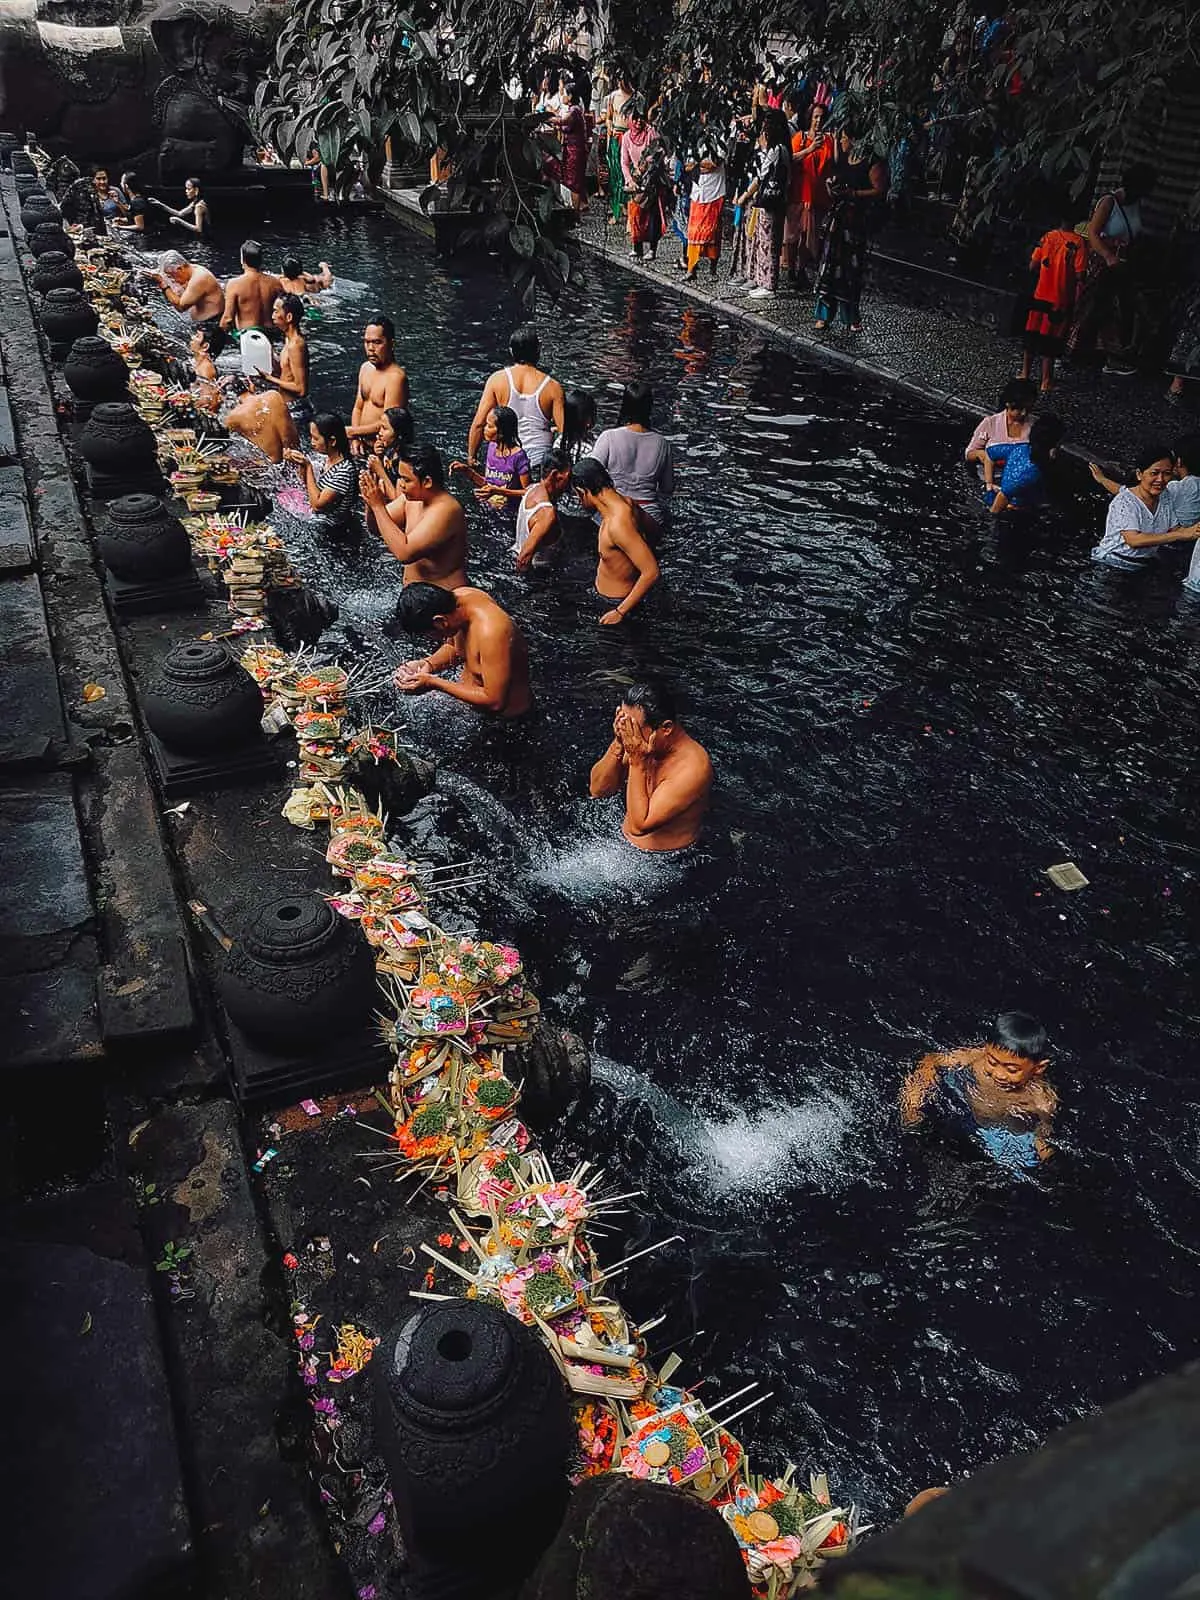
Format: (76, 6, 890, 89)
(504, 367, 554, 458)
(513, 484, 557, 564)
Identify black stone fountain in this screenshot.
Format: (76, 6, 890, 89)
(373, 1298, 574, 1600)
(95, 494, 204, 616)
(79, 401, 164, 499)
(141, 639, 277, 800)
(19, 191, 61, 232)
(215, 891, 388, 1103)
(31, 251, 84, 298)
(39, 287, 98, 359)
(62, 336, 130, 419)
(25, 219, 75, 259)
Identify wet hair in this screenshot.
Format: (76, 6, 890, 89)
(999, 379, 1037, 411)
(186, 177, 203, 194)
(561, 388, 596, 454)
(490, 404, 520, 449)
(241, 239, 263, 269)
(509, 323, 541, 365)
(621, 680, 678, 728)
(1172, 432, 1200, 477)
(398, 442, 445, 488)
(1027, 413, 1065, 470)
(312, 413, 349, 455)
(275, 291, 305, 327)
(618, 380, 654, 428)
(572, 457, 613, 496)
(159, 250, 187, 275)
(366, 311, 396, 344)
(994, 1011, 1049, 1062)
(196, 324, 228, 359)
(382, 406, 415, 449)
(120, 171, 140, 195)
(1122, 162, 1156, 202)
(283, 255, 303, 278)
(394, 582, 457, 633)
(1132, 439, 1175, 475)
(538, 447, 573, 478)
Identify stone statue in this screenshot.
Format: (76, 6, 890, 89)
(0, 0, 277, 179)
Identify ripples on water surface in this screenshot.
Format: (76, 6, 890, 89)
(204, 216, 1200, 1514)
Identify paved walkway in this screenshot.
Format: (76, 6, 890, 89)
(575, 209, 1191, 465)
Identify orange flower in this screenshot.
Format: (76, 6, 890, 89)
(821, 1523, 848, 1548)
(437, 1233, 454, 1248)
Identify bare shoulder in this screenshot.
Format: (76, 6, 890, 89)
(1031, 1079, 1059, 1114)
(681, 734, 713, 782)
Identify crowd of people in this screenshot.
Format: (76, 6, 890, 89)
(134, 233, 709, 851)
(530, 54, 1200, 388)
(536, 67, 889, 325)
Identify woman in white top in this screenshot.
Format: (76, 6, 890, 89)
(1069, 162, 1156, 373)
(1091, 441, 1200, 568)
(589, 380, 674, 536)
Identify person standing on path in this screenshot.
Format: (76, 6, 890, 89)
(812, 126, 889, 332)
(1018, 209, 1088, 394)
(733, 110, 791, 301)
(349, 314, 410, 452)
(589, 380, 674, 538)
(1067, 163, 1157, 375)
(784, 101, 834, 291)
(467, 325, 565, 468)
(682, 125, 727, 282)
(572, 457, 660, 625)
(604, 67, 635, 226)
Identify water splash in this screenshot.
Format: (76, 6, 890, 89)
(527, 811, 687, 904)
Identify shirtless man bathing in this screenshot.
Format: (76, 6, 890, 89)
(589, 682, 713, 851)
(350, 313, 409, 452)
(360, 443, 468, 590)
(220, 239, 283, 334)
(155, 250, 223, 323)
(899, 1011, 1057, 1167)
(263, 292, 312, 425)
(572, 457, 660, 625)
(393, 582, 531, 718)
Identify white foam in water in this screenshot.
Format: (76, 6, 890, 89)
(527, 809, 684, 903)
(592, 1055, 863, 1198)
(693, 1092, 856, 1195)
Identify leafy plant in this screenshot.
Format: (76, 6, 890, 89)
(155, 1240, 193, 1273)
(253, 0, 588, 302)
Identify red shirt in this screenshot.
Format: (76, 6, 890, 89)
(790, 131, 833, 208)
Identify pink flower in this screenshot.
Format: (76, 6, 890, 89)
(367, 1511, 387, 1536)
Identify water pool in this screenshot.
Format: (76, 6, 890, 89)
(194, 213, 1200, 1516)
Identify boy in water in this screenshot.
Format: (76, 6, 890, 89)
(899, 1011, 1057, 1167)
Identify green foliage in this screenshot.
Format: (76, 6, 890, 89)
(254, 0, 587, 302)
(657, 0, 1200, 223)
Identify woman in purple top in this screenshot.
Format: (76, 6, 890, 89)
(451, 404, 531, 522)
(589, 381, 675, 537)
